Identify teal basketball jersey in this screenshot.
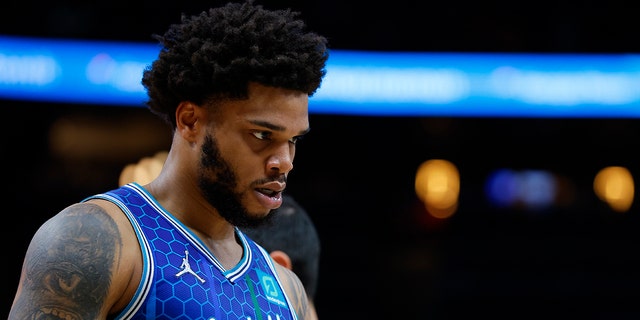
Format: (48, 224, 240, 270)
(84, 182, 297, 320)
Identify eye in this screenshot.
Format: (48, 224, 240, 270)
(252, 131, 272, 140)
(289, 135, 304, 145)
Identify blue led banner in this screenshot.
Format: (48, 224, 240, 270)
(2, 35, 640, 117)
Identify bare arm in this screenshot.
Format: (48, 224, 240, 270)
(9, 203, 123, 320)
(275, 264, 318, 320)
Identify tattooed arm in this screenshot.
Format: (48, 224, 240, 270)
(274, 264, 318, 320)
(9, 202, 134, 320)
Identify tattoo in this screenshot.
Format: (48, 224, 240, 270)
(282, 268, 310, 319)
(10, 203, 122, 320)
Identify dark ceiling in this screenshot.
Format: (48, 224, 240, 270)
(1, 0, 637, 53)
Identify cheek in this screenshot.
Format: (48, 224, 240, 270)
(219, 140, 262, 176)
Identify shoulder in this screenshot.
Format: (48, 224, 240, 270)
(47, 201, 122, 235)
(273, 263, 316, 320)
(9, 201, 140, 319)
(40, 201, 135, 255)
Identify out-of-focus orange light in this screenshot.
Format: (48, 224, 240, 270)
(119, 151, 168, 186)
(415, 159, 460, 219)
(593, 166, 634, 213)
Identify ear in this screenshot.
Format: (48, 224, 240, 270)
(269, 250, 292, 270)
(175, 101, 201, 143)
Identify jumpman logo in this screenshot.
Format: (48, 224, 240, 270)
(176, 250, 206, 283)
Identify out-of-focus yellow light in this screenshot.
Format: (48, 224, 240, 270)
(593, 166, 634, 213)
(119, 151, 168, 186)
(415, 159, 460, 219)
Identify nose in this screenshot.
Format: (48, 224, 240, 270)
(267, 143, 294, 174)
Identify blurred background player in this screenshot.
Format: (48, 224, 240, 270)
(242, 195, 321, 318)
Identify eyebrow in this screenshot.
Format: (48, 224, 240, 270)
(249, 120, 311, 136)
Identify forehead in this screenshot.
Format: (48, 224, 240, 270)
(219, 83, 310, 131)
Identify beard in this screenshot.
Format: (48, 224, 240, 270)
(197, 133, 276, 228)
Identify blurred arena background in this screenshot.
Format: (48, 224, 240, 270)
(2, 0, 640, 318)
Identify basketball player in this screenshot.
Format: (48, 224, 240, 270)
(9, 1, 329, 318)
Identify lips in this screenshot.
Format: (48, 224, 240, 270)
(256, 187, 278, 196)
(254, 189, 283, 209)
(254, 181, 285, 209)
(256, 180, 285, 194)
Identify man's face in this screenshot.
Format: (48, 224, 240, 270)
(197, 82, 310, 228)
